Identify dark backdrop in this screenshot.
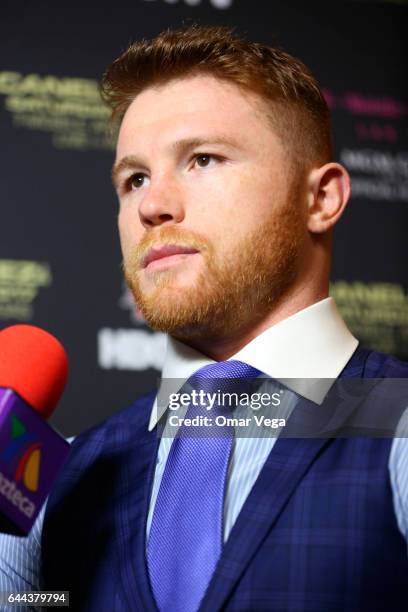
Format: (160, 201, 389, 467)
(1, 0, 407, 435)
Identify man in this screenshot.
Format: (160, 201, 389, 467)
(1, 25, 408, 612)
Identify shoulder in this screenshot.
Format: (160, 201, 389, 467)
(358, 347, 408, 377)
(61, 389, 156, 472)
(79, 389, 155, 437)
(354, 349, 408, 541)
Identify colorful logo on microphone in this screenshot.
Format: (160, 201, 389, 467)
(1, 414, 42, 492)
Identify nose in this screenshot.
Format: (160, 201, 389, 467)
(138, 174, 185, 228)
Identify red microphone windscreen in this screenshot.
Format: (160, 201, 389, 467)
(0, 324, 68, 419)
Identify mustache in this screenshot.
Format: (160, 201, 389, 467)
(132, 226, 211, 268)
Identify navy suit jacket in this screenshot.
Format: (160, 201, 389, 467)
(41, 347, 408, 611)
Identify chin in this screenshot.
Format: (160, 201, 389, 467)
(141, 270, 201, 295)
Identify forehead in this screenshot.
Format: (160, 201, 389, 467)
(116, 75, 276, 157)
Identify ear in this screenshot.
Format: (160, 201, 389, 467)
(306, 163, 351, 234)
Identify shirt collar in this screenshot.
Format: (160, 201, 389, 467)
(148, 297, 358, 431)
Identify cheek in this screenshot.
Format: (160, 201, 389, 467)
(188, 174, 248, 224)
(117, 209, 142, 259)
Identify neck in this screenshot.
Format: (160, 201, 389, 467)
(174, 285, 329, 362)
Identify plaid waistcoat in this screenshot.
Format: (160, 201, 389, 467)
(41, 347, 408, 611)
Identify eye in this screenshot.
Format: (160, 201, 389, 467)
(127, 173, 147, 190)
(193, 154, 220, 168)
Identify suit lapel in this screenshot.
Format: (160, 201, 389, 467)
(200, 435, 331, 611)
(114, 392, 160, 611)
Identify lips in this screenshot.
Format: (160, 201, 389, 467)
(141, 244, 199, 269)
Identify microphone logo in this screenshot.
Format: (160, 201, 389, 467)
(1, 414, 42, 492)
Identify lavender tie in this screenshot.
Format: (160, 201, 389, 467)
(147, 360, 261, 612)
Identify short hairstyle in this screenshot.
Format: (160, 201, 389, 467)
(101, 25, 332, 169)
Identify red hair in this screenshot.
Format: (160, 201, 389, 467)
(101, 25, 332, 168)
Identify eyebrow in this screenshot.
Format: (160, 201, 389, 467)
(111, 135, 240, 189)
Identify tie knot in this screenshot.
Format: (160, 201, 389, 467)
(188, 359, 262, 397)
(191, 359, 260, 380)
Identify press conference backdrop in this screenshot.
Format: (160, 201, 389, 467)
(1, 0, 407, 435)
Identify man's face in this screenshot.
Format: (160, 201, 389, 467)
(114, 75, 307, 342)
